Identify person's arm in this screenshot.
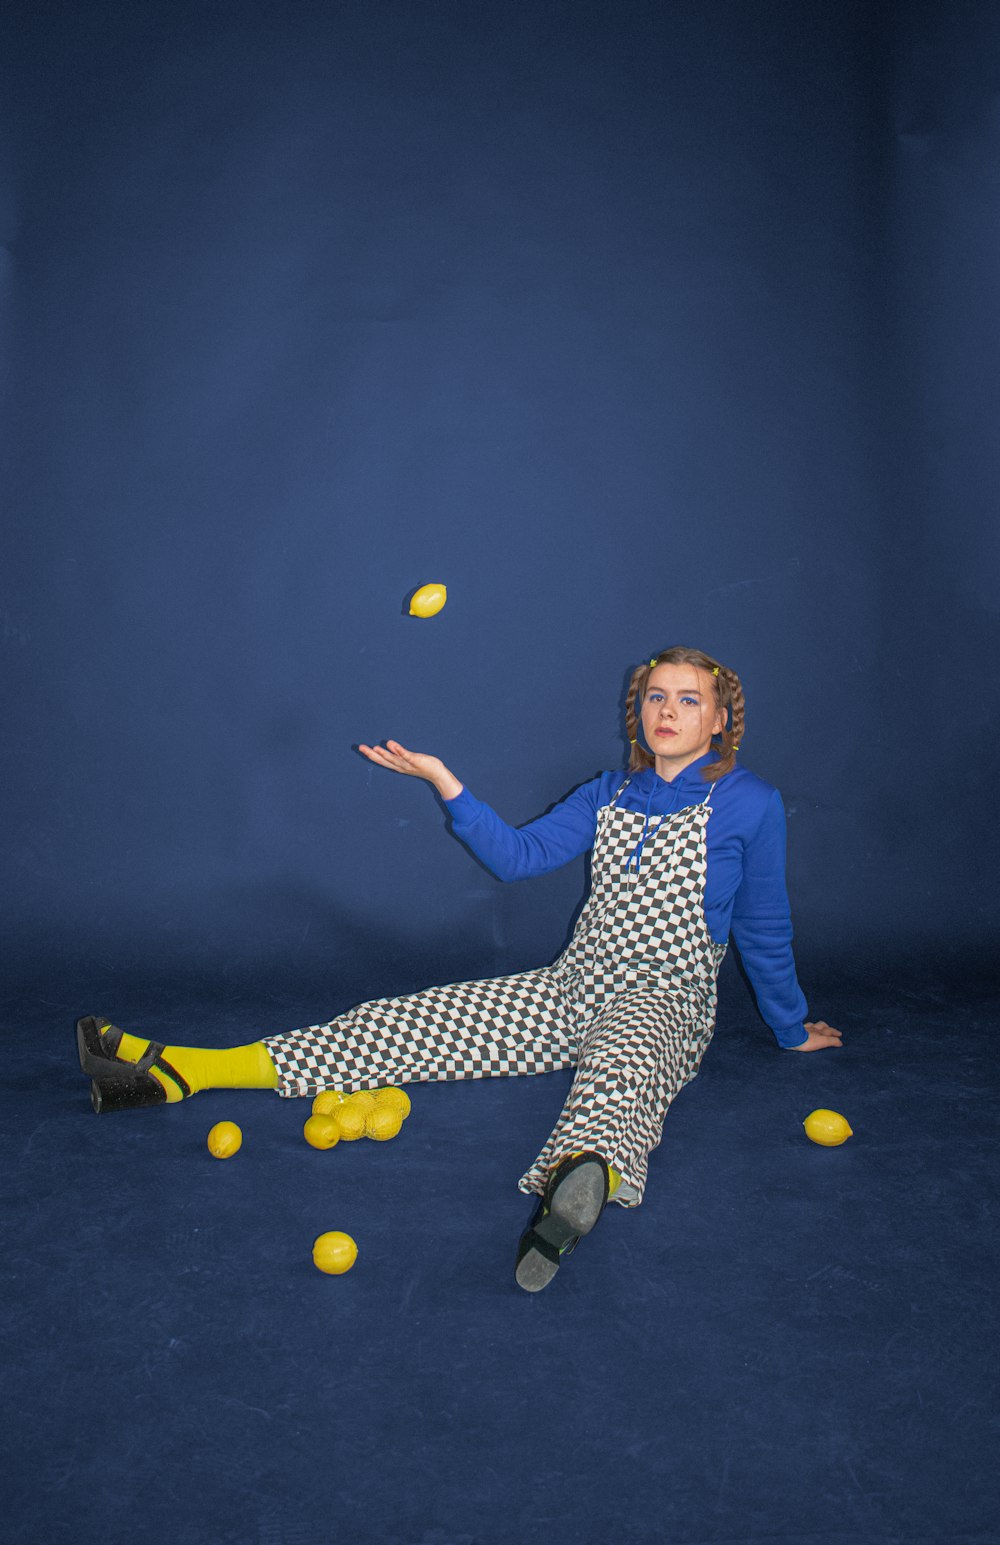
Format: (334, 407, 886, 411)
(730, 790, 818, 1049)
(444, 779, 600, 880)
(356, 740, 600, 880)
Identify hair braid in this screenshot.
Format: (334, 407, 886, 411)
(709, 664, 745, 781)
(626, 661, 655, 772)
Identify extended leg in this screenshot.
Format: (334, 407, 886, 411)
(264, 967, 580, 1097)
(79, 966, 584, 1112)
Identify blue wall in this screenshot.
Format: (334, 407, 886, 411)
(870, 1, 1000, 975)
(2, 1, 993, 1013)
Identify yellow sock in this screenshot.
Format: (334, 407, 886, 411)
(108, 1029, 278, 1102)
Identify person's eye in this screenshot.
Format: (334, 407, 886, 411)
(682, 697, 697, 705)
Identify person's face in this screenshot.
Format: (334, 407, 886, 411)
(640, 664, 725, 771)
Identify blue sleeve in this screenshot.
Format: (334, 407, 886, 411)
(730, 789, 809, 1048)
(443, 778, 603, 881)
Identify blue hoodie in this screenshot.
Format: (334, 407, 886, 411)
(445, 751, 809, 1048)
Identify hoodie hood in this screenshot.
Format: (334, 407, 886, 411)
(629, 751, 724, 799)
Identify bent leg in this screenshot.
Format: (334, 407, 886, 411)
(518, 990, 714, 1206)
(265, 967, 581, 1098)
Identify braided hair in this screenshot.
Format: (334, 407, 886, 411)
(624, 646, 745, 783)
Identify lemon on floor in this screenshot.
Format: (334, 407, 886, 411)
(304, 1114, 341, 1150)
(206, 1121, 242, 1158)
(335, 1103, 367, 1141)
(311, 1090, 346, 1116)
(365, 1105, 402, 1141)
(803, 1109, 853, 1146)
(375, 1087, 411, 1120)
(313, 1232, 358, 1275)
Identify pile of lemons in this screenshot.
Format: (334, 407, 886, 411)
(302, 1085, 411, 1149)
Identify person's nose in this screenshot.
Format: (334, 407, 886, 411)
(658, 698, 676, 720)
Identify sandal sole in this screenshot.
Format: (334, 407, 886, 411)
(514, 1155, 609, 1293)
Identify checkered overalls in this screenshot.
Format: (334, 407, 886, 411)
(266, 777, 726, 1206)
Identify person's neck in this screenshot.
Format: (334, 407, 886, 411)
(653, 745, 713, 784)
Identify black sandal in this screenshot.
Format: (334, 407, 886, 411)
(76, 1016, 191, 1112)
(514, 1151, 610, 1293)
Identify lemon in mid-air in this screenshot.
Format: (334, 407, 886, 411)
(408, 582, 447, 618)
(803, 1109, 853, 1147)
(312, 1232, 358, 1275)
(207, 1121, 243, 1159)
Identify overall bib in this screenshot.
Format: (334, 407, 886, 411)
(266, 778, 727, 1207)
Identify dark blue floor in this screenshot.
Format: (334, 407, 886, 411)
(2, 970, 998, 1545)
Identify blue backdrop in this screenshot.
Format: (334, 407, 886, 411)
(4, 8, 1000, 1545)
(2, 0, 995, 1008)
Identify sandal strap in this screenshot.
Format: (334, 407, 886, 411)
(130, 1039, 167, 1075)
(128, 1040, 191, 1098)
(150, 1054, 191, 1098)
(97, 1021, 124, 1058)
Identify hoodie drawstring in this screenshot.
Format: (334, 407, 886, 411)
(627, 780, 665, 874)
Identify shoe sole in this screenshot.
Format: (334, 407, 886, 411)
(543, 1161, 607, 1239)
(514, 1158, 608, 1293)
(514, 1241, 561, 1293)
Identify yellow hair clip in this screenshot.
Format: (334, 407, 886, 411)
(649, 657, 658, 667)
(712, 666, 720, 676)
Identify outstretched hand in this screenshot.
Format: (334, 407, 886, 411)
(790, 1021, 843, 1051)
(357, 740, 463, 801)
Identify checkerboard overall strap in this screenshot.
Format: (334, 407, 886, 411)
(608, 777, 632, 809)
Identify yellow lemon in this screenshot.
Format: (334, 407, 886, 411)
(365, 1104, 402, 1141)
(342, 1091, 377, 1116)
(803, 1109, 853, 1147)
(207, 1121, 243, 1159)
(312, 1231, 358, 1275)
(303, 1114, 341, 1150)
(408, 582, 447, 618)
(335, 1102, 367, 1141)
(311, 1090, 345, 1116)
(375, 1086, 411, 1120)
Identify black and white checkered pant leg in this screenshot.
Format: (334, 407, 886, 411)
(264, 966, 581, 1098)
(517, 989, 713, 1206)
(609, 1004, 714, 1205)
